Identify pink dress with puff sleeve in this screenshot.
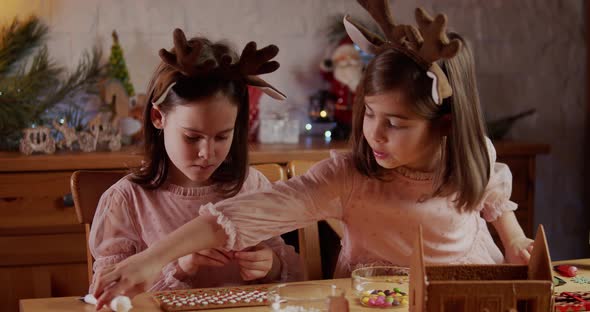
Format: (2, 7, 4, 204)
(200, 139, 515, 277)
(88, 167, 303, 293)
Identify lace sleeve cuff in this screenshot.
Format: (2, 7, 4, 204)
(199, 203, 238, 250)
(482, 199, 518, 222)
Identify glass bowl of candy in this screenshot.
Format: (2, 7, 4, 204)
(351, 266, 410, 309)
(269, 283, 345, 312)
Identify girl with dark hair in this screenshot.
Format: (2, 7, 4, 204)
(88, 29, 302, 296)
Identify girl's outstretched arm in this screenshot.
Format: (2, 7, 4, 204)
(481, 138, 533, 264)
(491, 211, 533, 264)
(93, 215, 226, 309)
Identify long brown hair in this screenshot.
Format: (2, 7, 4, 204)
(351, 33, 490, 212)
(131, 37, 250, 198)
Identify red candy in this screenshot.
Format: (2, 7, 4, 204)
(554, 265, 578, 277)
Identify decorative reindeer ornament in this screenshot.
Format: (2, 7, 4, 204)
(343, 0, 461, 105)
(153, 28, 286, 106)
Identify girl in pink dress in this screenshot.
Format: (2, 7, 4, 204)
(92, 3, 534, 307)
(88, 29, 302, 296)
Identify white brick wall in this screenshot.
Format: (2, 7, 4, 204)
(1, 0, 587, 260)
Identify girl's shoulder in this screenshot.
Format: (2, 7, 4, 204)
(102, 173, 147, 199)
(310, 150, 356, 177)
(240, 166, 272, 193)
(241, 151, 356, 192)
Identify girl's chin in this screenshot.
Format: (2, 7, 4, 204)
(375, 158, 400, 169)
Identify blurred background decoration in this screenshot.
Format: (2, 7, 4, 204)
(487, 109, 536, 141)
(307, 14, 375, 141)
(0, 16, 105, 151)
(0, 16, 149, 153)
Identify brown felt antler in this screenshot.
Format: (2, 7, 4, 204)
(158, 29, 216, 77)
(344, 1, 462, 104)
(414, 8, 461, 63)
(154, 28, 286, 104)
(357, 0, 404, 43)
(233, 42, 280, 76)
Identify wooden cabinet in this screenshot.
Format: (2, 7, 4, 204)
(0, 139, 547, 312)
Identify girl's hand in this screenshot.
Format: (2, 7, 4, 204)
(505, 236, 534, 264)
(93, 252, 164, 310)
(177, 249, 234, 275)
(234, 244, 280, 281)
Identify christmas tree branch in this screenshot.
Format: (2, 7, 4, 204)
(0, 46, 105, 149)
(0, 46, 61, 135)
(0, 16, 48, 77)
(35, 46, 105, 118)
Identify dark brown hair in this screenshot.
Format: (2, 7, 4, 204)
(130, 37, 250, 198)
(351, 33, 490, 212)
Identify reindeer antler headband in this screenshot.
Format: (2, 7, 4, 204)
(152, 28, 286, 106)
(344, 0, 461, 105)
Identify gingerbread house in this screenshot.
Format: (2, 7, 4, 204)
(409, 225, 553, 312)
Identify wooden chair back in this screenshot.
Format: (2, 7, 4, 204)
(251, 163, 287, 182)
(287, 161, 324, 280)
(70, 170, 126, 282)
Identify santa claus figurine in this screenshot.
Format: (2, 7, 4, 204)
(320, 38, 363, 139)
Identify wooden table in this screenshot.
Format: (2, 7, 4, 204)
(20, 259, 590, 312)
(19, 278, 371, 312)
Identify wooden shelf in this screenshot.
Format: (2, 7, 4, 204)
(0, 137, 349, 172)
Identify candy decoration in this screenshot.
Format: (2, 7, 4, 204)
(571, 276, 590, 284)
(554, 291, 590, 311)
(152, 286, 268, 311)
(360, 289, 408, 308)
(554, 265, 578, 278)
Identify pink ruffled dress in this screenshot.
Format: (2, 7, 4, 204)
(200, 139, 515, 277)
(88, 167, 303, 293)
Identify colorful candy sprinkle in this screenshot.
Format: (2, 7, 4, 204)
(360, 289, 408, 308)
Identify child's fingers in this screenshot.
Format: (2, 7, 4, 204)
(199, 249, 232, 263)
(95, 283, 118, 310)
(214, 249, 235, 259)
(95, 277, 134, 310)
(526, 243, 534, 253)
(194, 254, 227, 267)
(237, 259, 269, 271)
(197, 250, 231, 265)
(234, 250, 268, 262)
(240, 269, 266, 281)
(92, 271, 119, 299)
(519, 248, 531, 263)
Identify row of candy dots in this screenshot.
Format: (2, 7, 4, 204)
(360, 289, 408, 308)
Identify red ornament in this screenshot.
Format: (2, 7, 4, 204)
(554, 265, 578, 277)
(248, 86, 263, 142)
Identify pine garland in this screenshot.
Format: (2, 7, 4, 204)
(0, 16, 106, 150)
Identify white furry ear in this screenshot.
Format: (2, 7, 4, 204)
(427, 64, 453, 105)
(426, 71, 440, 105)
(343, 15, 380, 54)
